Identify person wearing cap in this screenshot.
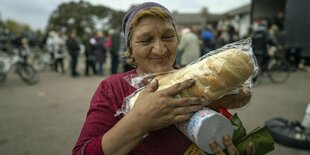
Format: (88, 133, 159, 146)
(73, 2, 254, 155)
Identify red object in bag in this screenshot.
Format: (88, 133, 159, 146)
(217, 107, 233, 119)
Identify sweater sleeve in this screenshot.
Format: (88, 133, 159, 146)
(72, 80, 121, 155)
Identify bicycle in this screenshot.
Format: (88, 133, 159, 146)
(31, 47, 54, 72)
(0, 48, 39, 85)
(253, 45, 292, 85)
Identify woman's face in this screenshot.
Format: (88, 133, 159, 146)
(131, 16, 178, 74)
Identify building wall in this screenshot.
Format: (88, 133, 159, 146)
(252, 0, 286, 19)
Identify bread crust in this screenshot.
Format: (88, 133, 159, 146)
(130, 48, 254, 109)
(156, 48, 254, 100)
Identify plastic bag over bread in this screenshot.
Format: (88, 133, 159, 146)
(157, 48, 253, 100)
(116, 38, 259, 115)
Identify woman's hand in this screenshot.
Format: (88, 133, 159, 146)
(130, 79, 204, 134)
(208, 136, 255, 155)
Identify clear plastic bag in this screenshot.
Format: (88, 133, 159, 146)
(116, 38, 259, 116)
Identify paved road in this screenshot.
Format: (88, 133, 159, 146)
(0, 70, 309, 155)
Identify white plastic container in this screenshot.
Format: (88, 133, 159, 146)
(176, 108, 234, 154)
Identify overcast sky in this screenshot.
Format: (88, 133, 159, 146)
(0, 0, 250, 31)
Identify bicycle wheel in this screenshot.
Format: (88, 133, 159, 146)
(16, 63, 39, 85)
(32, 57, 47, 72)
(0, 61, 7, 83)
(267, 59, 291, 84)
(0, 72, 7, 83)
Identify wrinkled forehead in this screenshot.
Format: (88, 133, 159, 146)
(132, 17, 176, 36)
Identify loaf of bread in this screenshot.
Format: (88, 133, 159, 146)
(207, 87, 252, 109)
(129, 48, 254, 109)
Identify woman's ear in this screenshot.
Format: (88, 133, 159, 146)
(129, 49, 138, 67)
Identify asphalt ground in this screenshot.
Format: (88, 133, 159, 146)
(0, 67, 310, 155)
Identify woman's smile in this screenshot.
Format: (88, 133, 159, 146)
(149, 57, 168, 64)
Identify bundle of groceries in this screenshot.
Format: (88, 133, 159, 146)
(117, 38, 275, 154)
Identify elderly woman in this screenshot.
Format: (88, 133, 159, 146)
(73, 2, 254, 155)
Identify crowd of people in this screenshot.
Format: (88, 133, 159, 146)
(4, 22, 244, 78)
(5, 6, 305, 80)
(1, 25, 129, 78)
(42, 20, 244, 78)
(44, 29, 125, 77)
(174, 11, 290, 71)
(173, 22, 240, 68)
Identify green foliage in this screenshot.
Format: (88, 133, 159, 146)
(46, 0, 125, 37)
(4, 19, 32, 33)
(230, 113, 275, 155)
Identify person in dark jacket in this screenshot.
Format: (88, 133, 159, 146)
(84, 35, 97, 76)
(94, 31, 106, 76)
(200, 27, 215, 56)
(66, 31, 80, 77)
(252, 23, 276, 71)
(110, 29, 121, 74)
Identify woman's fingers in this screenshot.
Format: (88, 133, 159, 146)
(161, 79, 196, 96)
(201, 94, 212, 107)
(172, 113, 192, 122)
(137, 79, 205, 128)
(209, 136, 241, 155)
(223, 136, 239, 155)
(245, 142, 255, 155)
(170, 97, 203, 107)
(166, 97, 203, 116)
(144, 79, 159, 92)
(209, 141, 225, 155)
(172, 104, 202, 115)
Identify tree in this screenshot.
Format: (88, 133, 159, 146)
(46, 0, 125, 37)
(4, 19, 31, 33)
